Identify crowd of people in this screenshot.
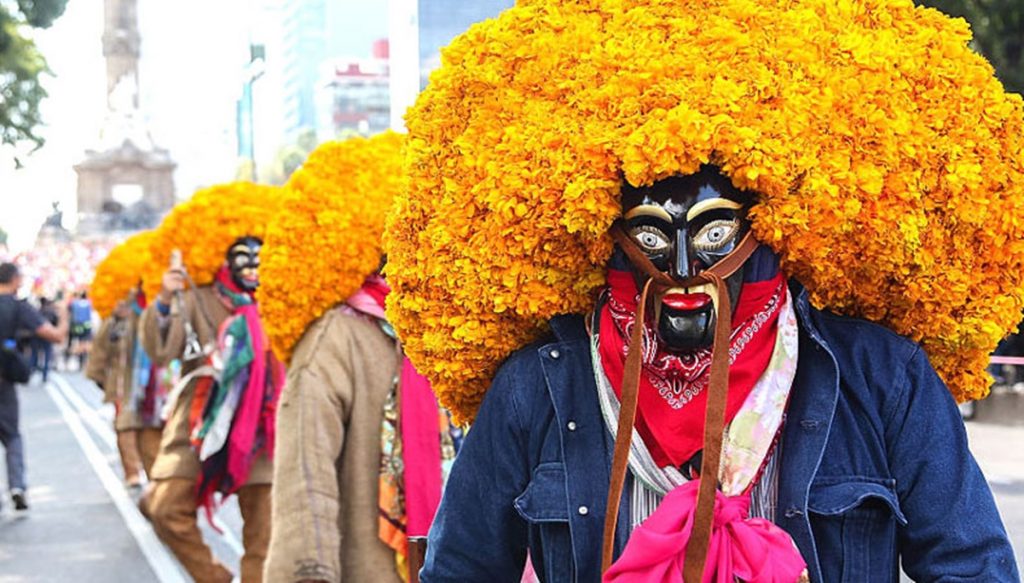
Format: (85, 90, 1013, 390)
(6, 290, 95, 381)
(2, 1, 1024, 582)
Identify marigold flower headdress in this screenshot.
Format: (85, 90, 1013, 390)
(91, 230, 156, 319)
(143, 182, 282, 298)
(258, 131, 405, 363)
(384, 0, 1024, 423)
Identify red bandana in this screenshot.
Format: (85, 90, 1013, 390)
(361, 275, 391, 311)
(214, 266, 254, 302)
(597, 269, 786, 469)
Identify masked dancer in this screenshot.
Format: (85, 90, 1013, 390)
(385, 1, 1024, 581)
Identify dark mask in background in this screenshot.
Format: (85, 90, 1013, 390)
(227, 236, 262, 292)
(620, 166, 753, 351)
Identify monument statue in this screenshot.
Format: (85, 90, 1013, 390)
(74, 0, 176, 235)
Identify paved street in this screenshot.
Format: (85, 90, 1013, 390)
(0, 371, 244, 582)
(0, 371, 1021, 581)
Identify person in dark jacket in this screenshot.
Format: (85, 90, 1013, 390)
(29, 297, 58, 383)
(382, 1, 1024, 581)
(419, 172, 1019, 582)
(0, 263, 66, 511)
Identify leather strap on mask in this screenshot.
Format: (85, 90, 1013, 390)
(601, 221, 759, 582)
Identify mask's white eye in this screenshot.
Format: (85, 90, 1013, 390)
(692, 219, 740, 252)
(628, 225, 671, 254)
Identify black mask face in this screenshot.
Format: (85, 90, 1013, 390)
(620, 166, 753, 352)
(227, 236, 262, 292)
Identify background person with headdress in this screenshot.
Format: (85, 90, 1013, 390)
(86, 231, 171, 490)
(384, 1, 1024, 581)
(260, 132, 461, 583)
(139, 182, 284, 583)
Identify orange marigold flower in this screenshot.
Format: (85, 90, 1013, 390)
(143, 182, 283, 299)
(385, 0, 1024, 424)
(258, 131, 405, 363)
(90, 230, 157, 319)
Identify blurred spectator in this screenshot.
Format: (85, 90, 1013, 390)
(67, 292, 94, 371)
(0, 263, 67, 512)
(29, 298, 59, 383)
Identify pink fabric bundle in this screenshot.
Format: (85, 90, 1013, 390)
(347, 275, 443, 537)
(603, 480, 806, 583)
(399, 362, 442, 537)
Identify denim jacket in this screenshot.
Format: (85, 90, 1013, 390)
(421, 285, 1019, 582)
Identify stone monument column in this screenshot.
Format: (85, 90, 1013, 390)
(75, 0, 176, 234)
(102, 0, 141, 109)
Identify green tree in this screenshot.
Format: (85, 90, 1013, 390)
(0, 0, 69, 154)
(0, 225, 8, 247)
(918, 0, 1023, 93)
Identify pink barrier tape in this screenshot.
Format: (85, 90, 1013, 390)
(990, 356, 1024, 365)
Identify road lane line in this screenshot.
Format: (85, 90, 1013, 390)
(44, 379, 188, 583)
(50, 374, 117, 450)
(52, 373, 247, 558)
(211, 515, 246, 555)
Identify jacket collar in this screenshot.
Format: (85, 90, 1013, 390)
(549, 313, 589, 344)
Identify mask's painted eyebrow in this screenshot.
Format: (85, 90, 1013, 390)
(686, 198, 743, 221)
(624, 205, 673, 222)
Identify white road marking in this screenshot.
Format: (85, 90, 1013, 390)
(44, 378, 187, 583)
(50, 374, 116, 449)
(50, 374, 247, 559)
(211, 515, 246, 555)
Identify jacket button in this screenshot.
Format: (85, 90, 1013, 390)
(550, 349, 561, 359)
(567, 421, 577, 431)
(578, 505, 589, 516)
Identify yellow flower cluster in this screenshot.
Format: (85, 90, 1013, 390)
(385, 0, 1024, 423)
(90, 231, 156, 319)
(258, 131, 405, 363)
(143, 182, 282, 298)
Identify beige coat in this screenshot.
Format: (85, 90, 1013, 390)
(139, 285, 272, 483)
(86, 312, 147, 431)
(264, 307, 403, 583)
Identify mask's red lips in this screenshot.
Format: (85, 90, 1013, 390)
(662, 292, 711, 311)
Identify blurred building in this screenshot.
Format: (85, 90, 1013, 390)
(387, 0, 512, 130)
(315, 40, 391, 140)
(281, 0, 328, 140)
(417, 0, 513, 88)
(74, 0, 176, 235)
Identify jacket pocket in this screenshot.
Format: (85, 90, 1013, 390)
(514, 462, 575, 582)
(808, 477, 906, 583)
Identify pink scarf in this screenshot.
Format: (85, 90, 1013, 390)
(604, 479, 806, 582)
(346, 275, 443, 537)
